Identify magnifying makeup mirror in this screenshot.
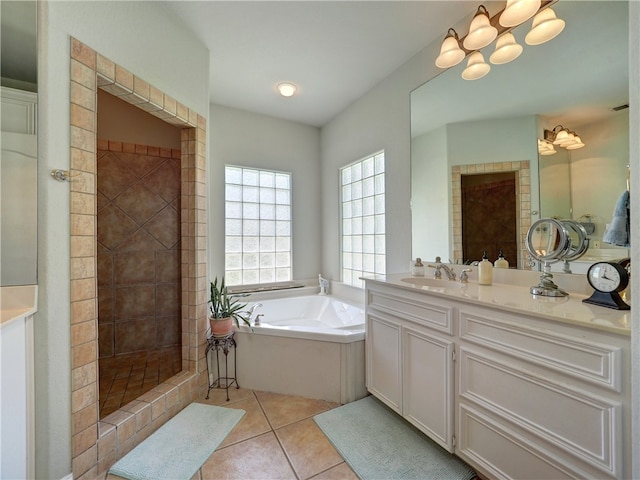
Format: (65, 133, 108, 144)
(526, 218, 589, 296)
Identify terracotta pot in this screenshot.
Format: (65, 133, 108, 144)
(210, 317, 234, 337)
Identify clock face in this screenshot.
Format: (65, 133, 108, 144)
(587, 262, 627, 293)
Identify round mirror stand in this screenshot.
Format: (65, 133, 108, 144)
(531, 266, 568, 297)
(526, 218, 589, 297)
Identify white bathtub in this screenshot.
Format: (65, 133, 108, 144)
(239, 295, 365, 342)
(228, 295, 366, 404)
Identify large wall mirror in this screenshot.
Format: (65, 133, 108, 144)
(1, 1, 38, 285)
(411, 1, 629, 271)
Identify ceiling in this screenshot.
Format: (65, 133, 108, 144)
(158, 1, 477, 127)
(6, 0, 564, 126)
(1, 2, 630, 129)
(2, 1, 477, 126)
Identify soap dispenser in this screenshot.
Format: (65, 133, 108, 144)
(411, 258, 425, 277)
(494, 250, 509, 269)
(478, 251, 493, 285)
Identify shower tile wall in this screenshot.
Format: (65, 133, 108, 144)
(97, 140, 182, 358)
(461, 175, 517, 265)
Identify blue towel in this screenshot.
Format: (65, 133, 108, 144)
(603, 190, 630, 247)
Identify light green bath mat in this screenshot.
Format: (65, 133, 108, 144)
(314, 395, 476, 480)
(109, 402, 244, 480)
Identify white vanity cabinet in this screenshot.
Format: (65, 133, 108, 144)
(364, 277, 631, 480)
(366, 283, 456, 451)
(456, 303, 629, 480)
(0, 86, 37, 134)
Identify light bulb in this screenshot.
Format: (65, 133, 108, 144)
(463, 7, 498, 51)
(525, 8, 565, 45)
(490, 33, 523, 64)
(436, 30, 465, 68)
(500, 0, 541, 28)
(277, 83, 297, 97)
(462, 52, 491, 80)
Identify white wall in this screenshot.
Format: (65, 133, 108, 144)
(208, 104, 321, 281)
(320, 36, 446, 279)
(411, 126, 449, 263)
(447, 116, 537, 167)
(36, 2, 209, 477)
(570, 112, 630, 246)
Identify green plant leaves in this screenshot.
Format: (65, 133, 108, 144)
(208, 276, 251, 328)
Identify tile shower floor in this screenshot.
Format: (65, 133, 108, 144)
(99, 346, 182, 418)
(106, 388, 359, 480)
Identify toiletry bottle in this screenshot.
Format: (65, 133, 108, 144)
(494, 250, 509, 269)
(411, 258, 425, 277)
(478, 251, 493, 285)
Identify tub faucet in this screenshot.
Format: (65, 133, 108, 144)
(243, 303, 263, 325)
(428, 256, 457, 281)
(319, 274, 329, 295)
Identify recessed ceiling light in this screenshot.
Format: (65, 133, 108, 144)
(277, 82, 297, 97)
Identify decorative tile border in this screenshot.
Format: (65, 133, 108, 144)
(69, 37, 208, 479)
(451, 161, 531, 269)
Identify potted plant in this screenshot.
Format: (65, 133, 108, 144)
(208, 276, 251, 337)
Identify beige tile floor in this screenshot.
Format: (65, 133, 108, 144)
(107, 387, 359, 480)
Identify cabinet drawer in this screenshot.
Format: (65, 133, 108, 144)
(459, 348, 621, 478)
(367, 286, 454, 335)
(459, 307, 622, 392)
(458, 404, 583, 480)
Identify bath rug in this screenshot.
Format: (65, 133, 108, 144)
(109, 402, 244, 480)
(314, 395, 476, 480)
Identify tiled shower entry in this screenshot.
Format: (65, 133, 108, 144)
(97, 140, 183, 417)
(451, 161, 532, 269)
(68, 38, 208, 478)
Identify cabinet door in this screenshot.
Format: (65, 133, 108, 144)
(403, 324, 455, 452)
(366, 312, 402, 413)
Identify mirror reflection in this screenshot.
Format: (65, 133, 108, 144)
(0, 0, 38, 286)
(411, 1, 629, 272)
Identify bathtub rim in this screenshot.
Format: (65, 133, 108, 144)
(236, 322, 365, 343)
(236, 291, 365, 343)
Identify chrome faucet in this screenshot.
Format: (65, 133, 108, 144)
(428, 256, 457, 281)
(459, 268, 472, 283)
(243, 303, 263, 325)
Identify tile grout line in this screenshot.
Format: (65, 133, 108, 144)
(254, 392, 304, 480)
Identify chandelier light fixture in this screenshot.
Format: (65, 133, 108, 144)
(499, 0, 541, 27)
(463, 6, 498, 51)
(543, 125, 585, 151)
(462, 52, 491, 80)
(434, 0, 565, 80)
(435, 29, 466, 68)
(537, 138, 557, 155)
(525, 7, 566, 45)
(489, 32, 523, 64)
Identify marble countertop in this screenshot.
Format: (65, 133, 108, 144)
(364, 273, 631, 336)
(1, 285, 38, 326)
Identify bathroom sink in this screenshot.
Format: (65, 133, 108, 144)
(400, 277, 462, 288)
